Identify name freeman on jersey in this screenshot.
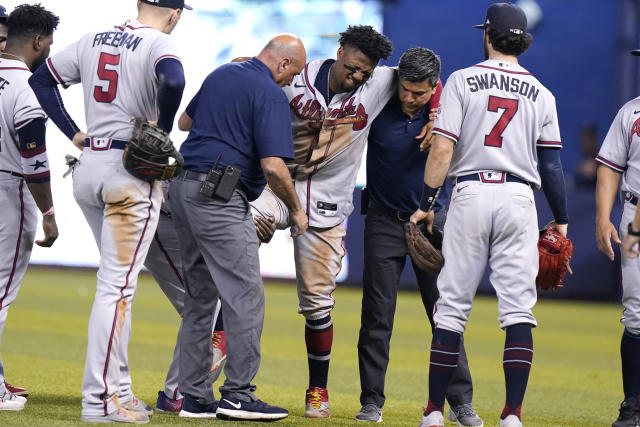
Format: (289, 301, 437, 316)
(466, 72, 539, 102)
(92, 31, 142, 52)
(289, 94, 369, 131)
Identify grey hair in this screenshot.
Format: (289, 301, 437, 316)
(398, 47, 441, 87)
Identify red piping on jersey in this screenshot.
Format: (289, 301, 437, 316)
(306, 172, 314, 217)
(0, 66, 29, 71)
(101, 184, 155, 412)
(473, 64, 531, 75)
(432, 127, 459, 141)
(15, 118, 34, 130)
(24, 171, 50, 180)
(536, 140, 562, 146)
(303, 63, 316, 95)
(0, 180, 24, 311)
(595, 155, 626, 172)
(153, 232, 184, 286)
(125, 24, 152, 30)
(46, 58, 68, 88)
(154, 54, 182, 70)
(114, 25, 124, 31)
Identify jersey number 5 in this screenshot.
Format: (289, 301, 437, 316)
(93, 53, 120, 103)
(484, 96, 518, 147)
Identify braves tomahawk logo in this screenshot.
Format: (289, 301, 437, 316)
(289, 94, 368, 131)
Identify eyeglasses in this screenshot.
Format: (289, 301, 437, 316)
(343, 63, 373, 81)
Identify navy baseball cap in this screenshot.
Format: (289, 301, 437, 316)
(140, 0, 192, 10)
(0, 5, 7, 24)
(473, 2, 527, 35)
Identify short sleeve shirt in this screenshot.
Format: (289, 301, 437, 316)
(180, 57, 294, 201)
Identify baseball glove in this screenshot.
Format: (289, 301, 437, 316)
(536, 228, 573, 290)
(123, 117, 183, 181)
(405, 222, 444, 274)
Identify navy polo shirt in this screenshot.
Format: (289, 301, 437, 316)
(367, 95, 448, 213)
(180, 57, 294, 201)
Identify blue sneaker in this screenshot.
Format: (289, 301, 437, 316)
(178, 394, 217, 418)
(216, 393, 288, 421)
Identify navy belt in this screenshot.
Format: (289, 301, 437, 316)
(456, 172, 529, 186)
(369, 202, 412, 222)
(0, 169, 23, 178)
(182, 170, 208, 181)
(84, 138, 128, 150)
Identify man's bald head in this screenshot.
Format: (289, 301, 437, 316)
(257, 33, 306, 87)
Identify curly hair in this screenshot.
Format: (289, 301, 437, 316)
(398, 47, 441, 87)
(338, 25, 393, 63)
(487, 28, 533, 57)
(8, 3, 59, 39)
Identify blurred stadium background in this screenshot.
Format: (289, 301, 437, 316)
(5, 0, 636, 308)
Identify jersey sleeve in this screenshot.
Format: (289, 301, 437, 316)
(536, 95, 562, 148)
(433, 71, 464, 143)
(596, 107, 629, 173)
(253, 93, 294, 160)
(46, 38, 83, 88)
(150, 35, 181, 72)
(368, 66, 397, 118)
(14, 82, 46, 130)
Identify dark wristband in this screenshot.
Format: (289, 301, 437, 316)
(628, 222, 640, 237)
(419, 183, 441, 212)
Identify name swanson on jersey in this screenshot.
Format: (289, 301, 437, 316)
(466, 71, 539, 102)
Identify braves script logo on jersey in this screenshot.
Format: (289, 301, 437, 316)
(629, 117, 640, 146)
(289, 94, 368, 131)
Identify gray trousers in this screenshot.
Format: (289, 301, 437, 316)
(358, 204, 474, 408)
(168, 174, 264, 404)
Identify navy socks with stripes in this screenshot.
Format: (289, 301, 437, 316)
(501, 323, 533, 420)
(305, 315, 333, 388)
(622, 328, 640, 399)
(426, 328, 461, 414)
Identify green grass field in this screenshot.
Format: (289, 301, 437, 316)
(0, 268, 625, 426)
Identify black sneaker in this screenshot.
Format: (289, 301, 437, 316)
(216, 393, 288, 421)
(178, 393, 217, 418)
(612, 397, 640, 427)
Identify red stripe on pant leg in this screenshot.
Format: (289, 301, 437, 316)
(153, 232, 184, 286)
(100, 184, 155, 413)
(0, 180, 25, 310)
(305, 326, 333, 354)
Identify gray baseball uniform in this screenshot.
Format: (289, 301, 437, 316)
(596, 96, 640, 334)
(0, 59, 48, 398)
(432, 59, 561, 333)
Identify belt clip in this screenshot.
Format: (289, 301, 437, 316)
(479, 171, 505, 183)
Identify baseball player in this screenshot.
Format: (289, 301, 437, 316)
(0, 4, 59, 411)
(410, 4, 568, 427)
(176, 26, 396, 418)
(0, 3, 29, 399)
(29, 0, 188, 423)
(246, 25, 395, 418)
(595, 48, 640, 427)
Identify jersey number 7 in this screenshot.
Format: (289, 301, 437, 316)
(93, 53, 120, 103)
(484, 96, 519, 148)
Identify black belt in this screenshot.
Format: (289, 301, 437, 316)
(456, 172, 529, 186)
(84, 138, 128, 150)
(183, 170, 208, 181)
(369, 202, 412, 222)
(0, 169, 23, 178)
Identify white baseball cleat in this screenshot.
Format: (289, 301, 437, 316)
(122, 396, 153, 419)
(419, 409, 444, 427)
(80, 406, 148, 424)
(0, 392, 26, 411)
(499, 414, 522, 427)
(209, 330, 227, 383)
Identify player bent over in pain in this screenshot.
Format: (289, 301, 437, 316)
(0, 3, 59, 411)
(30, 0, 188, 422)
(595, 48, 640, 427)
(410, 4, 569, 427)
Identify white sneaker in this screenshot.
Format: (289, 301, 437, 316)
(499, 414, 522, 427)
(81, 406, 148, 424)
(419, 410, 444, 427)
(0, 392, 26, 411)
